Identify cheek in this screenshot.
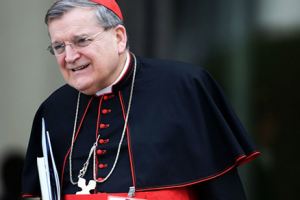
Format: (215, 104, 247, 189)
(56, 57, 69, 77)
(56, 57, 65, 69)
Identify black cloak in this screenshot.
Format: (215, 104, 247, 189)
(22, 54, 259, 199)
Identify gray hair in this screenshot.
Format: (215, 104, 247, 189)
(46, 0, 122, 28)
(45, 0, 129, 48)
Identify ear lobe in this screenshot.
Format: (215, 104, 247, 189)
(114, 25, 127, 54)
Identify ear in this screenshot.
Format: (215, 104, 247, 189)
(114, 25, 127, 54)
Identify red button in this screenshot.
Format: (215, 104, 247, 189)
(97, 177, 104, 182)
(104, 94, 114, 100)
(100, 124, 109, 129)
(102, 109, 111, 114)
(99, 164, 107, 169)
(99, 139, 109, 144)
(97, 149, 106, 155)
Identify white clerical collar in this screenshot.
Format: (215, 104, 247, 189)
(95, 52, 130, 96)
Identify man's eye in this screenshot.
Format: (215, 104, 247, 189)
(78, 38, 88, 43)
(54, 44, 64, 50)
(75, 38, 90, 47)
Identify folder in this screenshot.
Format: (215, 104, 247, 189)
(37, 118, 61, 200)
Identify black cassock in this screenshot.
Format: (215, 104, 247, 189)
(22, 53, 259, 199)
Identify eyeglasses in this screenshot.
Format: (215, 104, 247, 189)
(47, 30, 104, 56)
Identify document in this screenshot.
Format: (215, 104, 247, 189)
(37, 118, 61, 200)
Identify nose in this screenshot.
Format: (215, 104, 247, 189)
(64, 44, 80, 63)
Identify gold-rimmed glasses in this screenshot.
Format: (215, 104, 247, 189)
(47, 30, 103, 56)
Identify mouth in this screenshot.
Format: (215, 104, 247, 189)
(72, 64, 89, 72)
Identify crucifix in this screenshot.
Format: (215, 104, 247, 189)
(76, 178, 96, 194)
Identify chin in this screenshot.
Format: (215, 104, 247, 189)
(68, 83, 92, 95)
(76, 87, 95, 95)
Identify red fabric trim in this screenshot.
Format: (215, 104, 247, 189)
(89, 0, 123, 21)
(118, 91, 136, 188)
(116, 53, 131, 89)
(117, 54, 133, 89)
(61, 96, 95, 196)
(135, 151, 261, 192)
(237, 151, 260, 166)
(22, 194, 41, 198)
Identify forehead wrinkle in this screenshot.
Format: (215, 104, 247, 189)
(48, 8, 98, 43)
(50, 26, 91, 43)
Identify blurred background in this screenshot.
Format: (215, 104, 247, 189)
(0, 0, 299, 199)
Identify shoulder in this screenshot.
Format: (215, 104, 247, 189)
(138, 56, 205, 74)
(35, 84, 78, 115)
(42, 84, 78, 106)
(136, 56, 214, 85)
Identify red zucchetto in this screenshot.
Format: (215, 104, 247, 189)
(89, 0, 123, 21)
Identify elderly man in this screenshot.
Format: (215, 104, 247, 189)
(22, 0, 259, 199)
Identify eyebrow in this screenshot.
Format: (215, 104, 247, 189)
(51, 33, 90, 44)
(72, 34, 89, 40)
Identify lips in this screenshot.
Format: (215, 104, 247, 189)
(72, 64, 89, 72)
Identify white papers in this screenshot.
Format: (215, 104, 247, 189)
(37, 118, 61, 200)
(37, 157, 49, 199)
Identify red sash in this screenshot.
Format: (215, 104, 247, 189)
(64, 186, 198, 200)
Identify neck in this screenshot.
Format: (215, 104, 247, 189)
(94, 51, 130, 96)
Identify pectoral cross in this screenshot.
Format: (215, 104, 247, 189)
(76, 177, 96, 194)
